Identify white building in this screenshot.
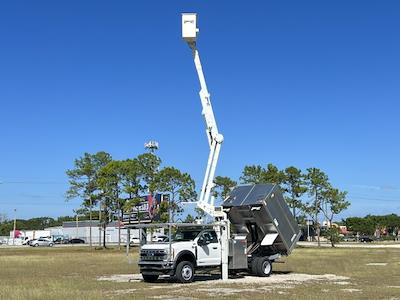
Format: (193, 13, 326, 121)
(62, 220, 128, 244)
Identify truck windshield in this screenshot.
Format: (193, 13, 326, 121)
(172, 229, 202, 242)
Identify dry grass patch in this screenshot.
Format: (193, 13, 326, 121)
(1, 246, 400, 299)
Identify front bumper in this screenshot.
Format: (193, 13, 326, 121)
(139, 260, 175, 275)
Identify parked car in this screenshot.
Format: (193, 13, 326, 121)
(30, 238, 54, 247)
(342, 235, 356, 242)
(54, 237, 69, 244)
(359, 236, 374, 243)
(68, 238, 85, 244)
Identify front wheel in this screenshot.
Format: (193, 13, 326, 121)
(34, 244, 39, 247)
(142, 274, 159, 283)
(175, 261, 195, 283)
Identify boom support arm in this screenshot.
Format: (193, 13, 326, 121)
(191, 46, 224, 217)
(182, 13, 223, 217)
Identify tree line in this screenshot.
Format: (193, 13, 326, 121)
(345, 214, 400, 236)
(231, 164, 350, 247)
(5, 213, 400, 240)
(64, 151, 350, 247)
(65, 151, 196, 248)
(0, 216, 74, 236)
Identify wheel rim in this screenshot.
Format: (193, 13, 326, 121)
(262, 261, 271, 274)
(181, 265, 193, 281)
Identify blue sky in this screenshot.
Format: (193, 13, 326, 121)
(0, 1, 399, 220)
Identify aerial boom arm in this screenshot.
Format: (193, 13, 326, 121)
(192, 48, 219, 142)
(182, 13, 223, 217)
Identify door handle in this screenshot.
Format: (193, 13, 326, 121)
(213, 247, 218, 249)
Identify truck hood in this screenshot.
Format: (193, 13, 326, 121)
(141, 241, 194, 251)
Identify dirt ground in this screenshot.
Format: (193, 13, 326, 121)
(0, 246, 399, 299)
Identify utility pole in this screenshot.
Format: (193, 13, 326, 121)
(13, 208, 16, 246)
(98, 200, 102, 246)
(88, 195, 92, 249)
(76, 214, 79, 238)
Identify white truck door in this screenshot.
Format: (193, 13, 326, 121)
(196, 231, 221, 266)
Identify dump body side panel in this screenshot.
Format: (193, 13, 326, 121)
(223, 184, 301, 255)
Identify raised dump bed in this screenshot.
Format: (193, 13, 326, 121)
(223, 184, 301, 256)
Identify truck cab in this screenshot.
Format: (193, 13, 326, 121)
(139, 226, 221, 283)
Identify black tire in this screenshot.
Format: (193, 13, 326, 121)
(142, 274, 159, 283)
(175, 260, 195, 283)
(49, 243, 54, 247)
(251, 257, 261, 275)
(256, 257, 272, 277)
(34, 243, 39, 247)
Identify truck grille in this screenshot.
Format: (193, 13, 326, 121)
(140, 249, 167, 261)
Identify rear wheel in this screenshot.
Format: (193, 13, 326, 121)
(256, 257, 272, 277)
(251, 257, 261, 275)
(49, 243, 54, 247)
(34, 243, 39, 247)
(142, 274, 159, 282)
(175, 261, 195, 283)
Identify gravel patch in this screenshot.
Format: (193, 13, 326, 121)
(366, 263, 388, 266)
(98, 273, 351, 297)
(333, 281, 350, 285)
(97, 274, 142, 283)
(341, 288, 362, 293)
(151, 296, 197, 300)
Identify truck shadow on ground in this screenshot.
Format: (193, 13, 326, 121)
(139, 271, 293, 284)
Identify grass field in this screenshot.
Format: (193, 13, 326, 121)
(1, 246, 399, 299)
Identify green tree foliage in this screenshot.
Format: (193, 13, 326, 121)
(66, 151, 113, 202)
(122, 154, 161, 211)
(240, 165, 265, 184)
(65, 151, 113, 226)
(344, 214, 400, 235)
(0, 216, 75, 236)
(97, 161, 125, 211)
(136, 153, 161, 193)
(212, 176, 237, 202)
(151, 167, 197, 222)
(320, 188, 350, 247)
(304, 168, 330, 246)
(156, 201, 170, 223)
(184, 214, 196, 223)
(344, 217, 375, 235)
(66, 151, 161, 248)
(283, 167, 307, 218)
(240, 164, 285, 186)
